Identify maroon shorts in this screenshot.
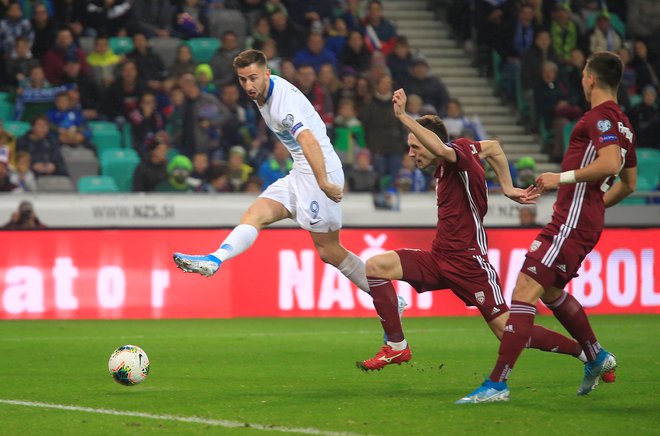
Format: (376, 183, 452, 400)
(522, 225, 602, 289)
(396, 249, 508, 321)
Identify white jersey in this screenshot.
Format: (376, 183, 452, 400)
(255, 75, 342, 174)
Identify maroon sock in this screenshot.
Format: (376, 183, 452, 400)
(546, 291, 601, 361)
(489, 300, 536, 383)
(367, 276, 404, 342)
(528, 324, 583, 357)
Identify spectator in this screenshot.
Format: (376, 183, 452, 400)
(521, 30, 558, 93)
(367, 50, 390, 84)
(514, 155, 537, 189)
(30, 3, 56, 59)
(132, 0, 173, 37)
(294, 32, 337, 72)
(258, 140, 292, 189)
(243, 174, 264, 193)
(219, 82, 256, 152)
(0, 1, 34, 57)
(443, 98, 486, 141)
(209, 31, 241, 87)
(226, 145, 253, 192)
(629, 85, 660, 150)
(317, 63, 341, 105)
(627, 0, 660, 41)
(279, 58, 297, 83)
(155, 153, 194, 192)
(2, 200, 46, 229)
(9, 149, 37, 192)
(301, 0, 334, 30)
(87, 35, 122, 88)
(84, 0, 139, 36)
(42, 28, 91, 85)
(127, 32, 168, 92)
(405, 93, 423, 118)
(519, 206, 538, 227)
(5, 36, 39, 87)
(0, 121, 17, 167)
(270, 10, 303, 59)
(617, 47, 639, 97)
(403, 57, 450, 116)
(195, 63, 216, 95)
(387, 36, 413, 87)
(0, 146, 18, 192)
(16, 64, 67, 122)
(549, 2, 581, 64)
(342, 0, 362, 31)
(354, 75, 373, 112)
(46, 91, 92, 149)
(346, 148, 380, 192)
(325, 17, 349, 56)
(499, 3, 536, 101)
(173, 73, 226, 157)
(17, 115, 68, 177)
(189, 150, 209, 186)
(169, 44, 197, 80)
(362, 0, 397, 55)
(132, 139, 168, 192)
(333, 98, 365, 164)
(395, 153, 426, 192)
(631, 40, 660, 91)
(558, 48, 588, 110)
(173, 0, 209, 39)
(261, 38, 282, 75)
(359, 74, 405, 184)
(339, 30, 371, 73)
(335, 66, 358, 104)
(128, 92, 165, 157)
(199, 161, 231, 193)
(62, 57, 102, 120)
(101, 60, 147, 121)
(245, 16, 271, 50)
(589, 13, 623, 53)
(53, 0, 86, 38)
(296, 64, 334, 128)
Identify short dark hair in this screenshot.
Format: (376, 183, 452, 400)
(586, 51, 623, 91)
(416, 115, 448, 143)
(233, 49, 267, 69)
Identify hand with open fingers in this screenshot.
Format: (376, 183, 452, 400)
(392, 88, 407, 118)
(504, 185, 540, 204)
(321, 183, 344, 203)
(535, 172, 561, 193)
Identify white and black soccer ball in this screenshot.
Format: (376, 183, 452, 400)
(108, 345, 150, 386)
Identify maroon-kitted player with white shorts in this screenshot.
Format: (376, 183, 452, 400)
(357, 89, 590, 373)
(459, 51, 637, 404)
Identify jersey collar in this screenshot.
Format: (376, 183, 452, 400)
(264, 77, 275, 103)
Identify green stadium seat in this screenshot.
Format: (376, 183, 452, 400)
(0, 92, 11, 103)
(109, 37, 134, 55)
(122, 122, 132, 149)
(563, 121, 576, 152)
(186, 37, 220, 63)
(492, 50, 503, 94)
(89, 121, 122, 154)
(0, 100, 14, 121)
(100, 149, 140, 192)
(334, 126, 366, 162)
(3, 120, 30, 137)
(586, 12, 625, 38)
(77, 175, 119, 193)
(166, 148, 179, 162)
(636, 148, 660, 187)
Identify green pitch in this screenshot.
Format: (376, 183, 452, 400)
(0, 315, 658, 435)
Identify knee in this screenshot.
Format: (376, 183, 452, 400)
(365, 256, 386, 277)
(540, 287, 564, 304)
(315, 244, 344, 266)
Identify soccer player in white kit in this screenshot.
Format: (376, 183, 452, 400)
(173, 49, 372, 296)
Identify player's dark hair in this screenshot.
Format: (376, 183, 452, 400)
(586, 51, 623, 91)
(233, 49, 267, 69)
(416, 115, 448, 142)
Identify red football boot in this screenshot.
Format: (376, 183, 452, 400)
(357, 345, 412, 371)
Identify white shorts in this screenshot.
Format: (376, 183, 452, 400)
(259, 168, 344, 232)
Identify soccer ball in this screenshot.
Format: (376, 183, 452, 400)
(108, 345, 150, 386)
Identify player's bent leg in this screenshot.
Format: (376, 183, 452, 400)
(365, 251, 404, 281)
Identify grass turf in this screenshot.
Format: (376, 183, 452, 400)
(0, 315, 658, 435)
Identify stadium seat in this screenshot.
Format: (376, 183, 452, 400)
(3, 120, 30, 137)
(109, 37, 134, 55)
(36, 175, 75, 193)
(563, 121, 576, 152)
(491, 50, 503, 95)
(100, 149, 140, 192)
(77, 175, 119, 193)
(149, 37, 181, 69)
(186, 37, 221, 63)
(334, 126, 366, 161)
(89, 121, 122, 154)
(122, 123, 132, 149)
(209, 9, 248, 46)
(79, 36, 94, 54)
(61, 146, 99, 188)
(0, 100, 14, 120)
(586, 12, 625, 37)
(636, 148, 660, 187)
(0, 92, 10, 102)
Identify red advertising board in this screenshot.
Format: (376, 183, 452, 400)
(1, 228, 658, 319)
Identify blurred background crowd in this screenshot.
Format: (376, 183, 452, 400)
(0, 0, 657, 198)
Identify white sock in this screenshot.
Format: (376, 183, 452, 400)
(337, 251, 370, 293)
(387, 340, 408, 351)
(211, 224, 259, 262)
(578, 350, 587, 363)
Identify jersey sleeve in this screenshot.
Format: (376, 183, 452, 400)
(451, 138, 482, 171)
(271, 88, 310, 140)
(584, 112, 621, 152)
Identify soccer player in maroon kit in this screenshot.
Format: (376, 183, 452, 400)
(458, 51, 637, 404)
(358, 89, 591, 373)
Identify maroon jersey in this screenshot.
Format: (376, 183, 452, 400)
(550, 100, 637, 233)
(432, 138, 489, 254)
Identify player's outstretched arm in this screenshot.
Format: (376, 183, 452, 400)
(392, 88, 457, 162)
(604, 166, 637, 208)
(297, 129, 343, 202)
(535, 144, 623, 192)
(479, 140, 540, 204)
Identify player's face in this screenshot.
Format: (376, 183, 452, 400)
(236, 64, 271, 102)
(407, 133, 437, 169)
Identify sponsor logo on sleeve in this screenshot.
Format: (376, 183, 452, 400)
(475, 291, 485, 305)
(529, 240, 541, 252)
(282, 114, 294, 129)
(598, 133, 617, 143)
(597, 119, 612, 132)
(291, 122, 304, 135)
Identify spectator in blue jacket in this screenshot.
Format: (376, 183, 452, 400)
(294, 32, 337, 72)
(258, 140, 292, 190)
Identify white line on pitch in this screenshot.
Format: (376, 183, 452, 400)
(0, 399, 371, 436)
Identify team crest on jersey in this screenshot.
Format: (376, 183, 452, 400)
(597, 119, 611, 132)
(529, 240, 541, 252)
(475, 291, 485, 305)
(282, 114, 294, 128)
